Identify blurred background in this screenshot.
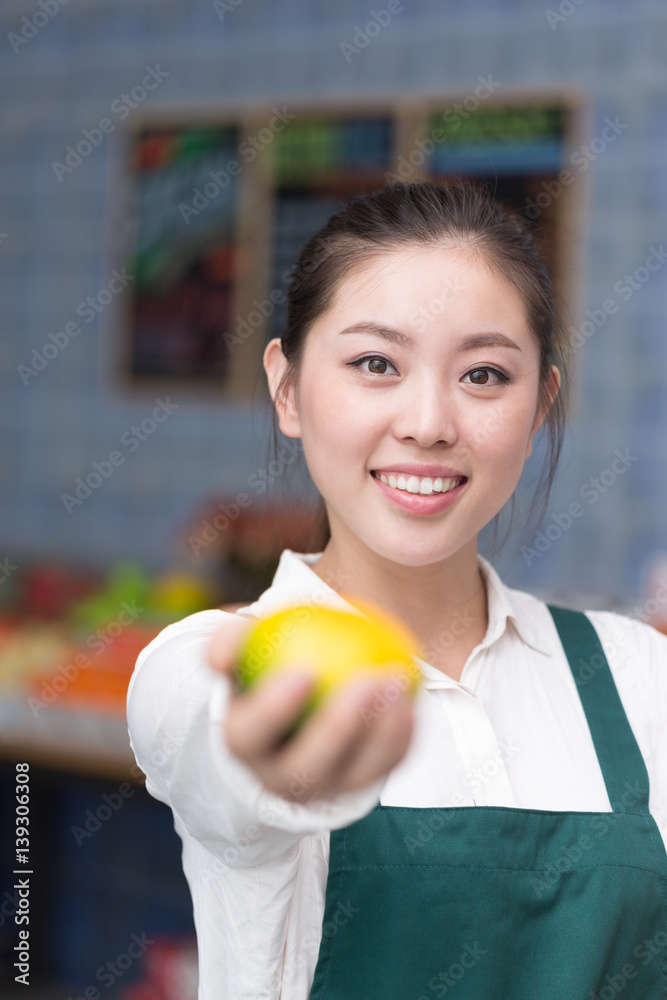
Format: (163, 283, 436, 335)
(1, 0, 666, 994)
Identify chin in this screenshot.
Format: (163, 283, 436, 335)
(364, 532, 472, 568)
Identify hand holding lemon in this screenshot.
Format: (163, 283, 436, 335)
(208, 600, 419, 802)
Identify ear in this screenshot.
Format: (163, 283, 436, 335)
(526, 364, 561, 459)
(262, 338, 302, 439)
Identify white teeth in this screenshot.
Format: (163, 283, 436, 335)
(375, 472, 464, 495)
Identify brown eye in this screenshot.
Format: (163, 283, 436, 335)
(347, 355, 398, 377)
(463, 367, 510, 387)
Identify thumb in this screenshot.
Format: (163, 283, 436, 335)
(207, 613, 254, 677)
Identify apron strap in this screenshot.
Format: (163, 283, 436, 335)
(547, 604, 650, 811)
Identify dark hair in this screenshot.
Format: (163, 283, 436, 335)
(267, 179, 568, 556)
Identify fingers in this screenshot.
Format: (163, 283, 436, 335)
(273, 674, 384, 796)
(207, 613, 254, 677)
(223, 660, 418, 803)
(225, 668, 318, 759)
(328, 684, 414, 793)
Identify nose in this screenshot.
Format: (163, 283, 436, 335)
(391, 376, 459, 448)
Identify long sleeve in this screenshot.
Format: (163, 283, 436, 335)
(126, 609, 385, 868)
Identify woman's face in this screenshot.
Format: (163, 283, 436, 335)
(266, 245, 559, 568)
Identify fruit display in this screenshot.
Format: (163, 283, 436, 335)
(0, 561, 219, 716)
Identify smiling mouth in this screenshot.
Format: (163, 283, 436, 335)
(371, 471, 467, 496)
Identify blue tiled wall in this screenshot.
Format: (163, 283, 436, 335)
(1, 0, 665, 604)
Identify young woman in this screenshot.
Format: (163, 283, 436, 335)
(127, 181, 667, 1000)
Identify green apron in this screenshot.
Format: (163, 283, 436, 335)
(308, 605, 667, 999)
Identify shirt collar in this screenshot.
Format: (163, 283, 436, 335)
(475, 553, 551, 656)
(235, 549, 358, 620)
(236, 549, 551, 658)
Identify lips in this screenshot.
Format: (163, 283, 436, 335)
(370, 469, 468, 514)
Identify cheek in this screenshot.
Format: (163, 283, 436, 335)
(295, 378, 361, 473)
(299, 366, 381, 447)
(463, 396, 535, 465)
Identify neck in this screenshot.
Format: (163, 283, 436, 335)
(310, 535, 489, 681)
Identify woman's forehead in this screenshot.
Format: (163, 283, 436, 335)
(330, 245, 507, 299)
(324, 247, 529, 324)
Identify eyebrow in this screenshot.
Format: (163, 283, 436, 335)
(338, 322, 522, 352)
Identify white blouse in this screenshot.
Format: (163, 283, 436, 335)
(126, 549, 667, 1000)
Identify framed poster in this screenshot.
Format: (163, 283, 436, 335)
(117, 93, 582, 399)
(122, 124, 241, 384)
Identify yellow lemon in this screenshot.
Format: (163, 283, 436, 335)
(235, 601, 421, 738)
